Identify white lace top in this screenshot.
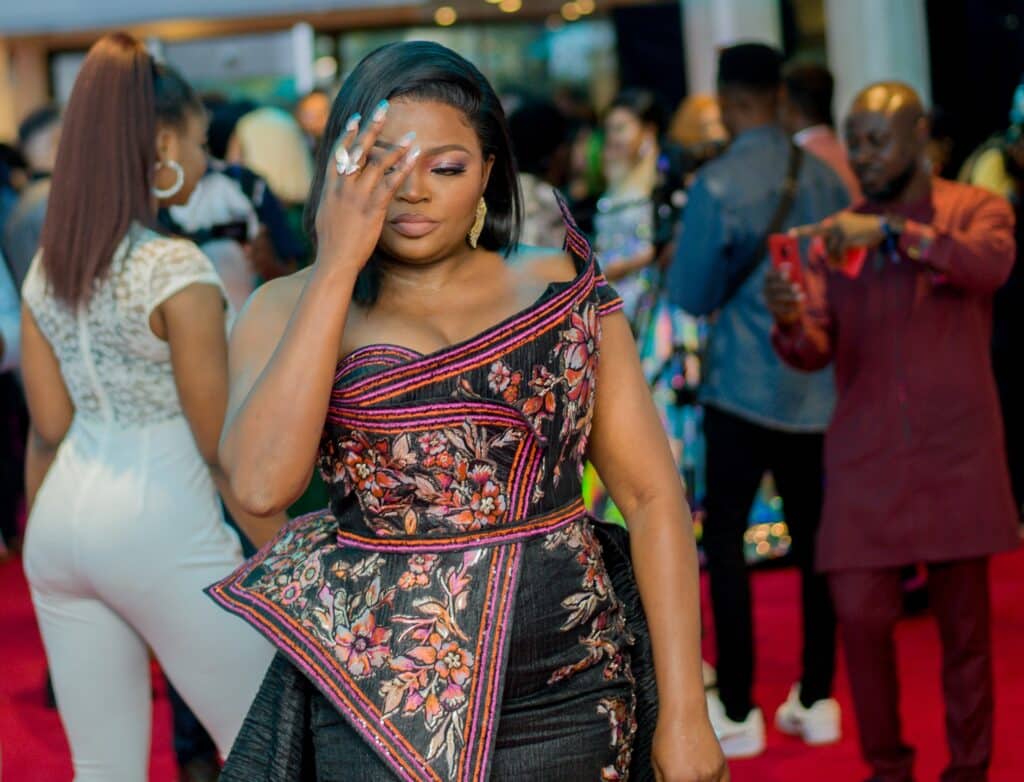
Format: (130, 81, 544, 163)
(22, 225, 226, 427)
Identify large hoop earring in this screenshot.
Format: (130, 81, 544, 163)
(152, 160, 185, 199)
(468, 197, 487, 249)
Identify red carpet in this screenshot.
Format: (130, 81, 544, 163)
(1, 549, 1022, 781)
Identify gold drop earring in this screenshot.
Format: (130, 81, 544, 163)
(468, 197, 487, 248)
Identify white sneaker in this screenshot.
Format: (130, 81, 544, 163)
(705, 690, 766, 758)
(774, 684, 841, 745)
(702, 660, 717, 691)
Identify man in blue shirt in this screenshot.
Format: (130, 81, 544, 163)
(668, 43, 850, 758)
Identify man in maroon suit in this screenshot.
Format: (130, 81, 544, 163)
(765, 81, 1020, 782)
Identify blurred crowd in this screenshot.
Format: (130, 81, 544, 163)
(1, 32, 1023, 782)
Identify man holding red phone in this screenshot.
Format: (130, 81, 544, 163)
(766, 82, 1019, 782)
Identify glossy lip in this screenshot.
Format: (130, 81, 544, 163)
(388, 214, 440, 238)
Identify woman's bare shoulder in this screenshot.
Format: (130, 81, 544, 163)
(232, 267, 313, 341)
(508, 245, 578, 287)
(244, 268, 312, 317)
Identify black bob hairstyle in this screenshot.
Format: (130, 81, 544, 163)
(306, 41, 523, 305)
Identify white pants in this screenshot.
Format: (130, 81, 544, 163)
(24, 416, 274, 781)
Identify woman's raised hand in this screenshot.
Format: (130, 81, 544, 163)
(314, 100, 421, 276)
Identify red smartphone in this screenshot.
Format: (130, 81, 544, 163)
(839, 246, 868, 279)
(769, 233, 804, 286)
(807, 237, 868, 279)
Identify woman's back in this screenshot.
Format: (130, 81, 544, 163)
(22, 226, 224, 428)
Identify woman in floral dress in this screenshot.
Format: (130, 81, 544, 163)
(208, 42, 724, 782)
(586, 90, 704, 522)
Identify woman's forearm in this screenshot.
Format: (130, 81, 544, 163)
(221, 264, 358, 513)
(25, 429, 60, 512)
(211, 467, 289, 549)
(627, 494, 708, 721)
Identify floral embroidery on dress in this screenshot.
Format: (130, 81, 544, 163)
(398, 553, 440, 589)
(556, 303, 602, 474)
(487, 360, 523, 404)
(322, 423, 525, 536)
(544, 520, 632, 685)
(337, 608, 394, 677)
(522, 365, 560, 430)
(381, 549, 485, 773)
(598, 694, 637, 781)
(558, 304, 600, 408)
(248, 518, 490, 776)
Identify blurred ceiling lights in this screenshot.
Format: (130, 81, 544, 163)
(434, 5, 457, 25)
(313, 55, 338, 80)
(563, 1, 596, 21)
(433, 0, 597, 27)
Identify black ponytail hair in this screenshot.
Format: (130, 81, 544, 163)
(153, 62, 203, 130)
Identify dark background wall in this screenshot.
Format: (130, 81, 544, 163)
(927, 0, 1024, 171)
(612, 2, 686, 114)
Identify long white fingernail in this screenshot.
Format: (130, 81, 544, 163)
(407, 146, 421, 161)
(398, 131, 416, 148)
(344, 113, 361, 133)
(349, 145, 363, 165)
(372, 100, 389, 123)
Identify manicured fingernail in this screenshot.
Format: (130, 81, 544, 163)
(349, 145, 363, 165)
(407, 145, 421, 160)
(345, 113, 361, 132)
(398, 131, 416, 147)
(372, 100, 389, 122)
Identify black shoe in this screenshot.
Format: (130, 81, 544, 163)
(44, 671, 57, 709)
(901, 582, 929, 616)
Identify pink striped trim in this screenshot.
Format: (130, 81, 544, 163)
(325, 400, 529, 432)
(327, 409, 525, 432)
(506, 437, 538, 521)
(461, 542, 522, 781)
(598, 298, 624, 315)
(335, 272, 591, 403)
(207, 581, 435, 781)
(511, 446, 543, 521)
(334, 344, 423, 381)
(335, 497, 585, 552)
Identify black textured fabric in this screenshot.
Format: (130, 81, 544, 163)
(592, 520, 657, 782)
(221, 654, 316, 781)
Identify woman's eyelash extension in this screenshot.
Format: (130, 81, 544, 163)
(432, 165, 466, 175)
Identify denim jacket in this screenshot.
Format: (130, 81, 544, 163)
(668, 125, 850, 432)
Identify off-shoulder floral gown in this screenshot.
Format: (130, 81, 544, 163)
(209, 201, 656, 781)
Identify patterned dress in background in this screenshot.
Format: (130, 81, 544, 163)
(208, 204, 656, 781)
